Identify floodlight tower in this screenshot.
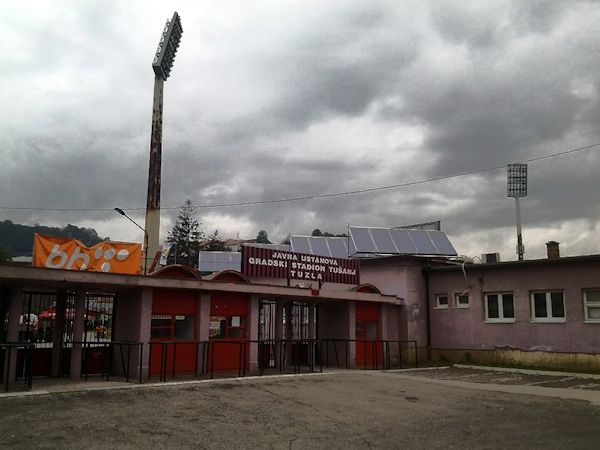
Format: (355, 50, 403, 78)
(507, 163, 527, 261)
(144, 12, 183, 272)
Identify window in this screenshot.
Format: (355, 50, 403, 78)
(151, 314, 173, 339)
(435, 295, 449, 309)
(456, 293, 469, 308)
(209, 315, 247, 339)
(583, 289, 600, 322)
(151, 314, 196, 339)
(484, 293, 515, 323)
(531, 291, 565, 322)
(356, 320, 378, 340)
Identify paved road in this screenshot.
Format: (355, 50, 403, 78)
(1, 371, 599, 449)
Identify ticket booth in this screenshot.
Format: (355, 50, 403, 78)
(209, 293, 248, 371)
(208, 271, 251, 372)
(150, 266, 201, 375)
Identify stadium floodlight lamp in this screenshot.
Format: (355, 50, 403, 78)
(507, 163, 528, 198)
(152, 12, 183, 81)
(506, 164, 528, 261)
(145, 12, 183, 275)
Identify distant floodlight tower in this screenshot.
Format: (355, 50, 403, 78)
(144, 12, 183, 272)
(507, 163, 527, 261)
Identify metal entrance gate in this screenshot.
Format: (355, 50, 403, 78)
(20, 291, 61, 377)
(80, 294, 114, 375)
(16, 291, 116, 378)
(258, 300, 276, 368)
(286, 302, 311, 366)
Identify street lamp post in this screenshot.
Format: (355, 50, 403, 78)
(144, 12, 183, 275)
(114, 208, 149, 275)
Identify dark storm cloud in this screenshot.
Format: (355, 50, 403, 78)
(268, 19, 418, 129)
(2, 0, 600, 259)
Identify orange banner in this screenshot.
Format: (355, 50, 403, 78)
(33, 234, 142, 275)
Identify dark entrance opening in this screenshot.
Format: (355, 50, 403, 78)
(259, 300, 276, 368)
(285, 301, 311, 366)
(80, 294, 115, 376)
(19, 291, 59, 377)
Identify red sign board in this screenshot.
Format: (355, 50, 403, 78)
(241, 246, 360, 285)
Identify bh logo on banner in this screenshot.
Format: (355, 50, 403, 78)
(32, 234, 142, 275)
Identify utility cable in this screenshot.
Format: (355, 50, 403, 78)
(1, 141, 598, 212)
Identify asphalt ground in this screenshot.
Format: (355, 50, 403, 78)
(1, 370, 600, 449)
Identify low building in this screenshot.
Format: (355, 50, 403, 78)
(426, 243, 600, 372)
(2, 234, 599, 389)
(0, 261, 401, 386)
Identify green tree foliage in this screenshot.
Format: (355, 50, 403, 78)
(0, 248, 14, 262)
(0, 220, 103, 256)
(166, 200, 203, 267)
(202, 230, 230, 251)
(256, 230, 271, 244)
(311, 229, 347, 237)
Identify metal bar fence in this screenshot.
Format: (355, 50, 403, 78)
(7, 338, 420, 388)
(1, 342, 34, 392)
(69, 341, 144, 383)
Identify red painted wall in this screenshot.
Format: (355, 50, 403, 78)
(152, 289, 197, 315)
(356, 302, 380, 322)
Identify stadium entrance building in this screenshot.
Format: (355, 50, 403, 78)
(1, 226, 461, 387)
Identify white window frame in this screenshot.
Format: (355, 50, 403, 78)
(484, 293, 515, 323)
(455, 293, 469, 309)
(583, 289, 600, 323)
(435, 294, 449, 310)
(530, 291, 566, 323)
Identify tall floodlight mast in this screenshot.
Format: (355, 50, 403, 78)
(144, 12, 183, 272)
(507, 163, 527, 261)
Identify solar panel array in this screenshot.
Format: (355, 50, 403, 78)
(348, 227, 457, 256)
(198, 251, 241, 273)
(197, 228, 456, 272)
(290, 236, 350, 259)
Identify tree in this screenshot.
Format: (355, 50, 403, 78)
(202, 230, 230, 251)
(311, 229, 347, 237)
(166, 200, 203, 267)
(0, 248, 13, 263)
(0, 220, 104, 257)
(256, 230, 271, 244)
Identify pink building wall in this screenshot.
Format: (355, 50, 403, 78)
(360, 257, 427, 347)
(427, 260, 600, 354)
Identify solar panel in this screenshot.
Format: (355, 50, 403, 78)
(348, 226, 457, 256)
(389, 228, 417, 254)
(426, 230, 457, 255)
(349, 227, 377, 253)
(327, 238, 349, 259)
(407, 229, 437, 254)
(198, 251, 241, 272)
(290, 236, 311, 254)
(369, 228, 398, 253)
(308, 237, 331, 257)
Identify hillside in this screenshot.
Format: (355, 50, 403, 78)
(0, 220, 104, 257)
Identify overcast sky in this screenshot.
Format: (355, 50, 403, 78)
(2, 0, 600, 261)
